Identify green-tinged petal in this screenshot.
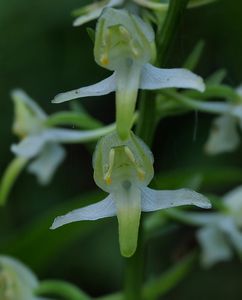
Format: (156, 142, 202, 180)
(11, 89, 46, 119)
(50, 194, 116, 229)
(205, 115, 240, 155)
(28, 144, 66, 185)
(11, 135, 47, 158)
(140, 63, 205, 92)
(141, 187, 211, 211)
(114, 183, 141, 257)
(11, 89, 46, 138)
(52, 73, 116, 103)
(115, 63, 142, 140)
(197, 226, 232, 267)
(0, 157, 28, 206)
(0, 255, 38, 300)
(94, 8, 155, 70)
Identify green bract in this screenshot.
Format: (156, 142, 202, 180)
(51, 131, 211, 257)
(52, 8, 205, 140)
(0, 256, 40, 300)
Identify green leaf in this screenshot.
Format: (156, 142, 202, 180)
(206, 69, 227, 85)
(183, 40, 205, 71)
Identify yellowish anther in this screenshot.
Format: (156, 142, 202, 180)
(100, 53, 109, 66)
(105, 176, 112, 185)
(103, 148, 115, 185)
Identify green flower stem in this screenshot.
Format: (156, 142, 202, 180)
(45, 111, 103, 129)
(0, 156, 28, 206)
(156, 0, 189, 67)
(135, 91, 158, 146)
(128, 1, 190, 299)
(36, 280, 90, 300)
(98, 251, 197, 300)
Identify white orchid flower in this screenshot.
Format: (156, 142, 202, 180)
(11, 89, 115, 185)
(205, 86, 242, 154)
(51, 131, 211, 257)
(174, 186, 242, 267)
(53, 8, 205, 141)
(0, 255, 43, 300)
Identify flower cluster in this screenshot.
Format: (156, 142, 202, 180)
(49, 7, 212, 257)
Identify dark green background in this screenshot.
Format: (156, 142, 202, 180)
(1, 0, 242, 299)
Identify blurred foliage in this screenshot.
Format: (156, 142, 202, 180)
(1, 0, 242, 299)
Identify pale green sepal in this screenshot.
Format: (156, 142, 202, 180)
(140, 63, 205, 92)
(141, 187, 211, 211)
(52, 73, 116, 103)
(0, 255, 39, 300)
(197, 226, 233, 268)
(205, 115, 240, 155)
(114, 183, 141, 257)
(28, 144, 66, 185)
(12, 89, 46, 138)
(0, 157, 28, 206)
(51, 194, 116, 229)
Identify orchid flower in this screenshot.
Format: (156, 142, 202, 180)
(51, 131, 211, 257)
(205, 86, 242, 154)
(73, 0, 218, 27)
(10, 89, 115, 185)
(170, 186, 242, 267)
(52, 8, 205, 141)
(0, 255, 42, 300)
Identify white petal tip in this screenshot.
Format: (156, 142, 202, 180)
(50, 217, 63, 230)
(200, 202, 212, 209)
(197, 78, 206, 92)
(51, 96, 62, 104)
